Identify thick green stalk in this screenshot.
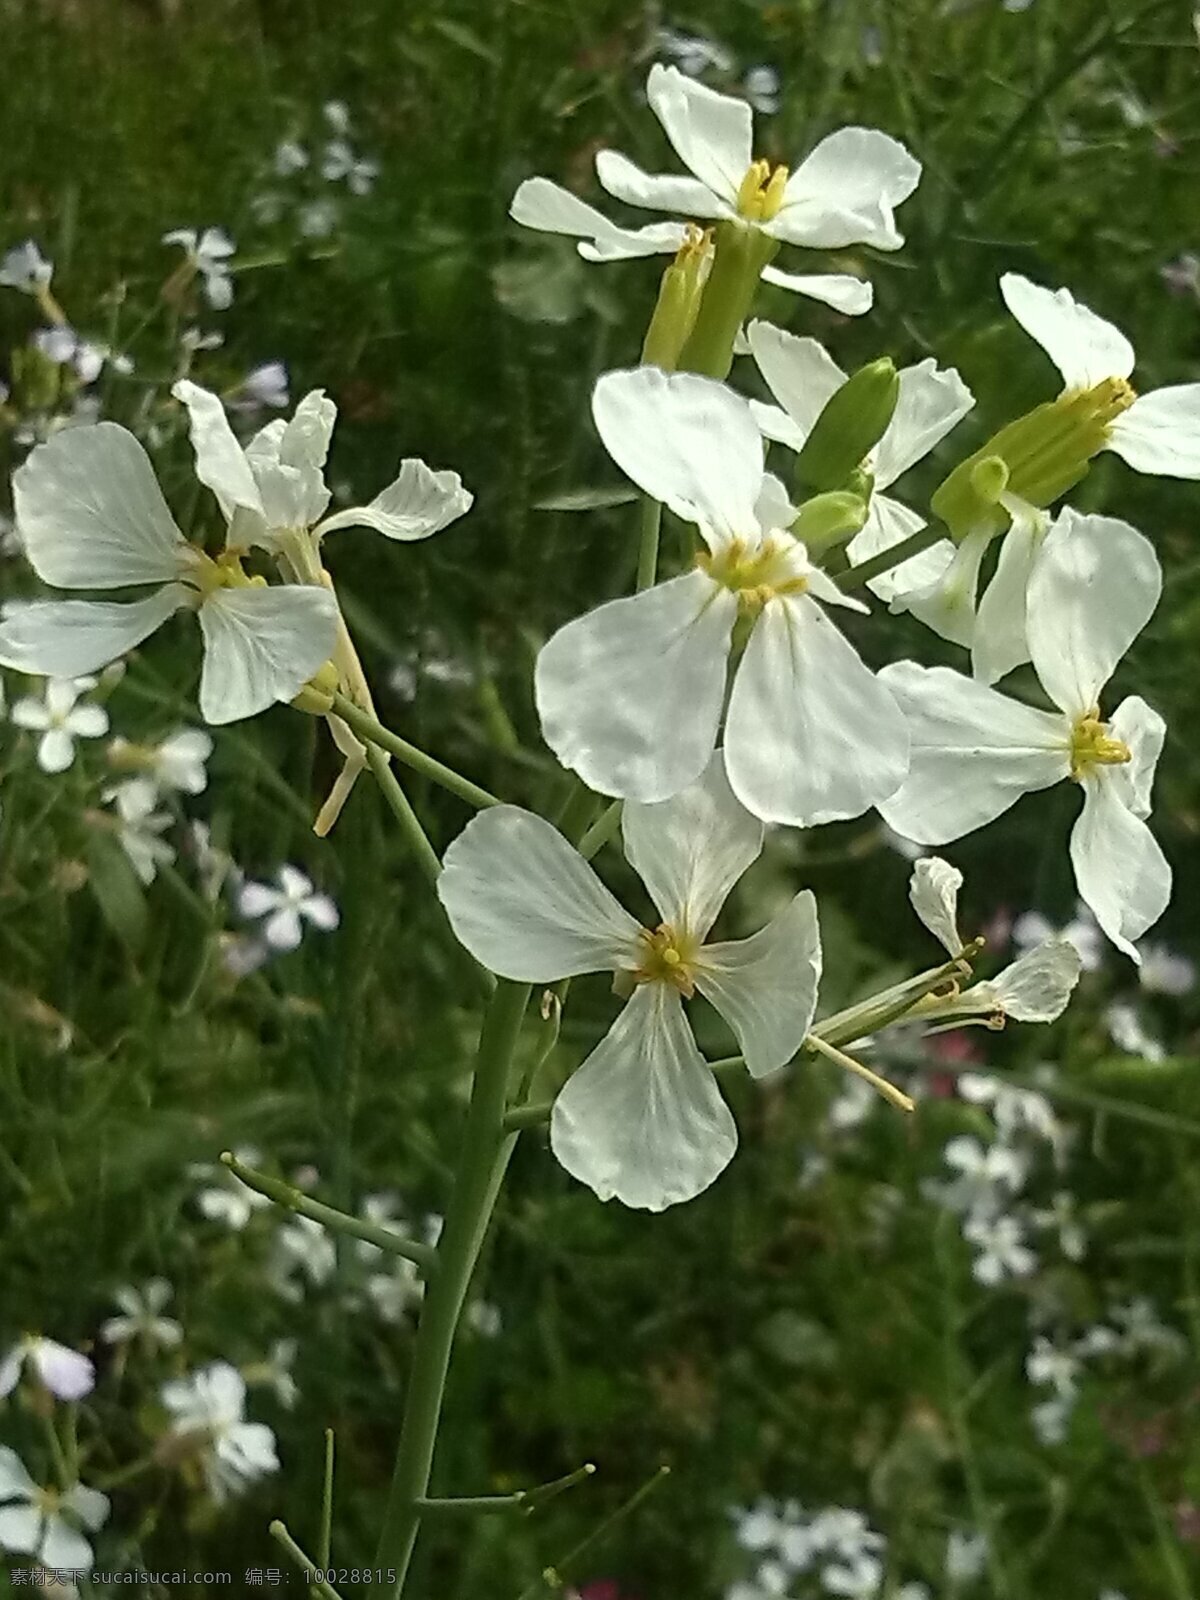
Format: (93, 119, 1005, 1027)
(370, 979, 531, 1598)
(365, 745, 442, 889)
(331, 693, 500, 811)
(678, 222, 777, 380)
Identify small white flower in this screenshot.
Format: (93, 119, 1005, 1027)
(464, 1299, 502, 1338)
(161, 1361, 279, 1502)
(945, 1528, 989, 1585)
(365, 1257, 425, 1325)
(238, 865, 339, 952)
(0, 240, 53, 294)
(0, 1448, 108, 1572)
(1110, 1296, 1187, 1360)
(236, 361, 290, 411)
(656, 28, 735, 76)
(11, 676, 108, 772)
(1031, 1392, 1074, 1446)
(321, 139, 378, 194)
(1106, 1000, 1166, 1063)
(107, 779, 175, 886)
(100, 1279, 182, 1350)
(273, 139, 309, 176)
(827, 1076, 877, 1133)
(956, 1073, 1062, 1149)
(743, 66, 781, 116)
(938, 1136, 1027, 1219)
(1136, 942, 1195, 996)
(439, 752, 823, 1210)
(733, 1502, 784, 1553)
(963, 1212, 1037, 1285)
(190, 1147, 271, 1230)
(270, 1215, 336, 1300)
(1012, 903, 1104, 972)
(245, 1338, 299, 1409)
(0, 1335, 94, 1401)
(1027, 1334, 1080, 1396)
(324, 100, 351, 134)
(355, 1192, 406, 1262)
(298, 198, 339, 238)
(162, 226, 236, 310)
(1033, 1191, 1086, 1261)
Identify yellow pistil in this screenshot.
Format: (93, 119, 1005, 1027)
(187, 548, 269, 599)
(1070, 709, 1131, 781)
(697, 536, 807, 616)
(735, 159, 789, 222)
(632, 923, 700, 998)
(1077, 374, 1137, 426)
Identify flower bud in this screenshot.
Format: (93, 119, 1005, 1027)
(791, 490, 869, 557)
(641, 226, 713, 372)
(793, 358, 900, 493)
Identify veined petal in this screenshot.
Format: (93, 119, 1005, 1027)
(509, 177, 686, 260)
(645, 63, 752, 204)
(1107, 384, 1200, 479)
(872, 359, 974, 488)
(999, 273, 1134, 390)
(13, 423, 189, 589)
(746, 321, 845, 444)
(695, 889, 821, 1078)
(909, 856, 964, 956)
(0, 588, 189, 678)
(892, 523, 992, 648)
(592, 367, 764, 546)
(550, 984, 737, 1211)
(316, 460, 472, 541)
(172, 380, 264, 522)
(1026, 507, 1161, 718)
(725, 593, 909, 826)
(988, 937, 1081, 1022)
(749, 399, 807, 452)
(621, 750, 762, 940)
(758, 267, 873, 314)
(279, 390, 337, 474)
(197, 584, 338, 725)
(877, 661, 1068, 844)
(438, 806, 641, 981)
(845, 494, 954, 605)
(1070, 775, 1171, 960)
(595, 149, 731, 220)
(754, 472, 798, 534)
(772, 127, 920, 251)
(1107, 695, 1165, 819)
(535, 569, 737, 802)
(972, 500, 1049, 686)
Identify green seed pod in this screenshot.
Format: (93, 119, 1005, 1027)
(793, 358, 900, 494)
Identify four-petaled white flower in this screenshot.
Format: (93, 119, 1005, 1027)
(11, 675, 108, 773)
(109, 727, 213, 799)
(963, 1211, 1037, 1285)
(746, 320, 974, 602)
(438, 753, 822, 1210)
(511, 64, 919, 314)
(0, 1335, 94, 1401)
(0, 240, 53, 294)
(879, 509, 1169, 959)
(100, 1279, 183, 1350)
(190, 1147, 272, 1230)
(0, 420, 339, 722)
(160, 1361, 279, 1502)
(236, 361, 290, 411)
(238, 864, 339, 951)
(162, 227, 236, 310)
(108, 778, 176, 885)
(0, 1449, 108, 1573)
(536, 367, 909, 826)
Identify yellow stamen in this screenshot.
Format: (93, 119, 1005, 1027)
(1070, 709, 1131, 781)
(697, 537, 808, 615)
(735, 159, 789, 222)
(632, 923, 699, 997)
(807, 1032, 915, 1114)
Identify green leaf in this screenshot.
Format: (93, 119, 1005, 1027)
(86, 829, 148, 956)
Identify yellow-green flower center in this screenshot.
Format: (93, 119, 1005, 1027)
(187, 549, 269, 599)
(735, 159, 789, 222)
(633, 923, 700, 997)
(697, 537, 807, 616)
(1070, 709, 1131, 781)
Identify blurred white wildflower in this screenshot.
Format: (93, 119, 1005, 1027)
(109, 727, 212, 800)
(0, 1448, 108, 1572)
(1110, 1297, 1187, 1361)
(945, 1528, 989, 1584)
(0, 1335, 94, 1401)
(0, 240, 53, 294)
(355, 1192, 408, 1263)
(321, 139, 379, 195)
(743, 66, 781, 115)
(162, 227, 236, 310)
(1012, 903, 1103, 972)
(957, 1072, 1063, 1152)
(100, 1279, 182, 1350)
(11, 675, 108, 772)
(366, 1257, 425, 1325)
(1136, 942, 1195, 995)
(270, 1215, 336, 1300)
(1032, 1190, 1086, 1261)
(935, 1135, 1027, 1218)
(190, 1147, 272, 1230)
(963, 1212, 1037, 1284)
(1106, 1000, 1166, 1063)
(108, 779, 175, 885)
(239, 865, 339, 952)
(655, 28, 735, 75)
(235, 360, 290, 411)
(161, 1361, 279, 1501)
(274, 139, 309, 176)
(245, 1337, 299, 1409)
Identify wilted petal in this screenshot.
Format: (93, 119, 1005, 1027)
(550, 984, 737, 1211)
(909, 856, 964, 955)
(872, 358, 974, 488)
(438, 805, 641, 980)
(695, 890, 821, 1078)
(595, 149, 731, 220)
(972, 500, 1050, 686)
(279, 390, 337, 474)
(988, 938, 1081, 1022)
(535, 569, 737, 802)
(0, 588, 190, 678)
(877, 661, 1067, 844)
(758, 267, 873, 314)
(1000, 273, 1134, 390)
(197, 584, 338, 725)
(845, 494, 954, 604)
(621, 751, 762, 939)
(13, 423, 189, 589)
(645, 63, 752, 204)
(725, 594, 909, 826)
(317, 459, 472, 541)
(1070, 775, 1171, 960)
(509, 178, 687, 260)
(772, 127, 920, 251)
(1026, 508, 1161, 718)
(1107, 384, 1200, 479)
(172, 380, 264, 521)
(746, 321, 845, 444)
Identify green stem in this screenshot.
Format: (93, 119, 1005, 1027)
(634, 496, 662, 591)
(319, 1430, 335, 1569)
(365, 745, 442, 888)
(269, 1520, 344, 1599)
(221, 1152, 435, 1272)
(370, 979, 531, 1598)
(578, 801, 622, 861)
(503, 1099, 555, 1132)
(678, 222, 776, 380)
(838, 524, 945, 591)
(331, 693, 500, 811)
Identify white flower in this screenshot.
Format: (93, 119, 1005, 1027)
(734, 1502, 785, 1552)
(656, 29, 735, 76)
(963, 1212, 1037, 1285)
(0, 1336, 94, 1401)
(236, 361, 290, 411)
(190, 1147, 271, 1230)
(273, 139, 309, 176)
(743, 66, 781, 116)
(161, 1361, 279, 1502)
(880, 508, 1169, 960)
(0, 422, 339, 723)
(1033, 1190, 1086, 1261)
(1137, 942, 1195, 995)
(33, 326, 123, 385)
(1027, 1334, 1081, 1397)
(0, 240, 53, 293)
(1110, 1296, 1187, 1360)
(298, 198, 339, 238)
(536, 367, 909, 825)
(107, 779, 175, 885)
(238, 864, 339, 952)
(511, 65, 920, 313)
(438, 753, 822, 1210)
(945, 1528, 989, 1585)
(366, 1257, 426, 1325)
(324, 100, 351, 134)
(0, 1449, 108, 1572)
(938, 1135, 1027, 1219)
(1106, 999, 1166, 1063)
(11, 676, 108, 772)
(269, 1215, 337, 1299)
(245, 1338, 299, 1409)
(957, 1073, 1062, 1150)
(746, 321, 973, 602)
(355, 1192, 406, 1263)
(162, 227, 236, 310)
(1031, 1392, 1074, 1446)
(130, 727, 213, 797)
(321, 139, 379, 195)
(100, 1279, 183, 1349)
(1012, 903, 1104, 972)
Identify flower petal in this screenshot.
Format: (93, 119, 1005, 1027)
(845, 494, 955, 604)
(317, 460, 472, 541)
(972, 500, 1050, 686)
(725, 594, 909, 826)
(279, 390, 337, 474)
(749, 399, 807, 452)
(509, 178, 688, 260)
(891, 523, 992, 648)
(621, 750, 762, 939)
(758, 267, 873, 314)
(38, 728, 75, 773)
(40, 1511, 94, 1571)
(550, 984, 737, 1211)
(172, 380, 264, 522)
(746, 321, 845, 444)
(197, 584, 338, 725)
(695, 889, 821, 1078)
(535, 568, 737, 802)
(32, 1339, 94, 1400)
(909, 856, 964, 955)
(13, 423, 188, 589)
(1107, 694, 1165, 819)
(772, 127, 920, 250)
(0, 588, 189, 678)
(0, 1445, 36, 1498)
(645, 63, 752, 204)
(999, 273, 1134, 390)
(595, 149, 731, 220)
(989, 937, 1081, 1022)
(872, 358, 974, 488)
(438, 805, 640, 980)
(1070, 775, 1171, 960)
(0, 1504, 41, 1554)
(1106, 384, 1200, 479)
(1026, 507, 1161, 718)
(877, 661, 1068, 844)
(592, 367, 764, 546)
(65, 1485, 109, 1534)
